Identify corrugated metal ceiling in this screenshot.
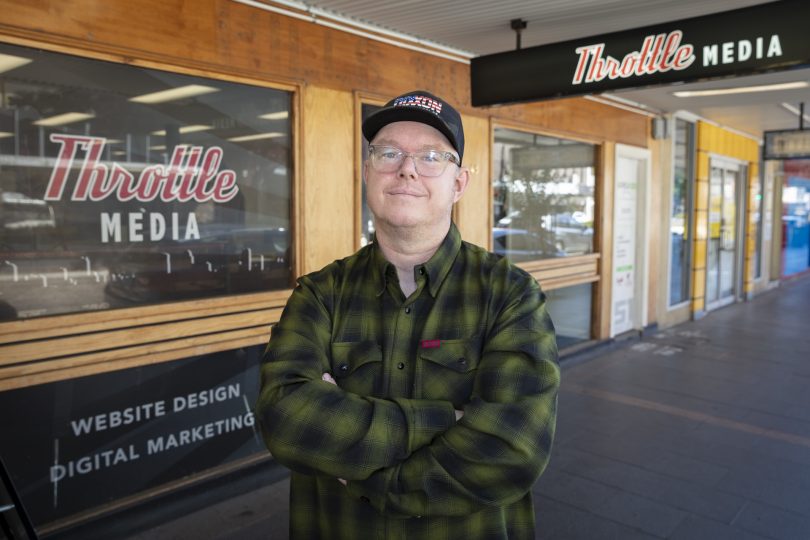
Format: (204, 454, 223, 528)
(273, 0, 809, 135)
(304, 0, 773, 56)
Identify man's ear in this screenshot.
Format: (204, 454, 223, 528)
(362, 160, 369, 185)
(452, 167, 470, 203)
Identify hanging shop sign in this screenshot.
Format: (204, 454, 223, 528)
(763, 129, 810, 160)
(471, 0, 810, 106)
(0, 345, 265, 529)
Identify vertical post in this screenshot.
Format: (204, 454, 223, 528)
(800, 102, 805, 130)
(510, 19, 527, 50)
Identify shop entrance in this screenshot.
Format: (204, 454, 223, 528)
(706, 159, 745, 310)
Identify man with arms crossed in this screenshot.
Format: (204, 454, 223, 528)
(257, 90, 559, 539)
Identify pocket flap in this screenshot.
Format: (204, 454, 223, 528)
(419, 339, 478, 373)
(331, 341, 382, 378)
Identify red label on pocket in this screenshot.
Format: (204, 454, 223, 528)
(420, 339, 441, 349)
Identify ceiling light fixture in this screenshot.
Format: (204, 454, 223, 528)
(150, 125, 213, 136)
(258, 111, 290, 120)
(0, 131, 14, 139)
(227, 132, 284, 142)
(673, 81, 809, 98)
(129, 85, 219, 104)
(33, 112, 95, 127)
(0, 53, 32, 74)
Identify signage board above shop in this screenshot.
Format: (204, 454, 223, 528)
(471, 0, 810, 106)
(763, 129, 810, 160)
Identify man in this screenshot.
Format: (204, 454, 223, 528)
(256, 90, 559, 539)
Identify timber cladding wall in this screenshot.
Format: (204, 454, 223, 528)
(0, 0, 649, 388)
(0, 0, 648, 145)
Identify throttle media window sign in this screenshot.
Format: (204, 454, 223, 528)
(0, 42, 294, 321)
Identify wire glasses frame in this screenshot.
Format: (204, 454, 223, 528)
(367, 145, 460, 177)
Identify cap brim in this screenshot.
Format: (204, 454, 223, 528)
(362, 107, 459, 157)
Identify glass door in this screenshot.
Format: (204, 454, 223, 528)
(706, 160, 742, 309)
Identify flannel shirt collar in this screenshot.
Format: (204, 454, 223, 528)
(370, 222, 462, 298)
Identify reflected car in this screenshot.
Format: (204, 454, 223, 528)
(497, 211, 593, 255)
(492, 228, 565, 262)
(104, 227, 292, 305)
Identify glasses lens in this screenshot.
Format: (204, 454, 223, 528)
(371, 147, 402, 172)
(415, 150, 446, 176)
(370, 146, 454, 177)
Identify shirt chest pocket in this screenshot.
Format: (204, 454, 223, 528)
(417, 339, 480, 408)
(330, 341, 383, 397)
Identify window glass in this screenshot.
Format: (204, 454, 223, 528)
(669, 119, 694, 306)
(781, 170, 810, 276)
(753, 168, 764, 279)
(545, 283, 592, 349)
(359, 103, 382, 246)
(0, 43, 293, 321)
(493, 128, 595, 261)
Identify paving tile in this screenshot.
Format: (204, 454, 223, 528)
(535, 496, 660, 540)
(669, 515, 774, 540)
(592, 490, 687, 537)
(733, 501, 810, 540)
(533, 468, 617, 512)
(555, 448, 746, 523)
(717, 471, 810, 517)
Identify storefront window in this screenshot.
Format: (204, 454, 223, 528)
(781, 163, 810, 276)
(545, 283, 592, 349)
(0, 344, 265, 527)
(493, 128, 595, 261)
(669, 119, 694, 306)
(0, 44, 294, 321)
(753, 168, 765, 279)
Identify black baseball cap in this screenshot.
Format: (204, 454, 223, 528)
(362, 90, 465, 163)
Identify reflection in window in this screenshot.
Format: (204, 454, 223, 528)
(0, 43, 294, 321)
(493, 128, 595, 261)
(545, 283, 592, 349)
(753, 169, 764, 279)
(359, 104, 382, 246)
(782, 172, 810, 276)
(669, 119, 694, 306)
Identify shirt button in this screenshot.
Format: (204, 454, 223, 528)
(397, 362, 405, 370)
(418, 268, 425, 275)
(339, 363, 349, 373)
(404, 307, 411, 314)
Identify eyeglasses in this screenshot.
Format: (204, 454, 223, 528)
(368, 145, 460, 177)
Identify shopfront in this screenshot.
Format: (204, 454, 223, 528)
(764, 141, 810, 279)
(0, 0, 651, 533)
(0, 39, 296, 532)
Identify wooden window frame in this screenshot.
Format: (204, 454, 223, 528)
(0, 37, 302, 390)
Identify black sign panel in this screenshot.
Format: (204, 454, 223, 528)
(471, 0, 810, 106)
(0, 345, 266, 528)
(764, 129, 810, 159)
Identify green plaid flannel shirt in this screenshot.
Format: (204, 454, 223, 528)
(257, 223, 559, 539)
